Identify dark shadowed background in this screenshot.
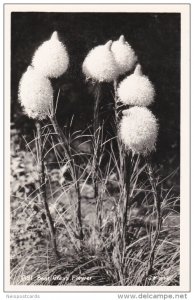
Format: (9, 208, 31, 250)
(11, 12, 180, 190)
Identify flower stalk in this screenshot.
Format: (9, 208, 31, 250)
(50, 114, 83, 240)
(35, 121, 60, 259)
(92, 83, 103, 230)
(146, 156, 162, 276)
(113, 80, 132, 263)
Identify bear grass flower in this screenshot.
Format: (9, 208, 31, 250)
(111, 35, 137, 76)
(82, 40, 120, 82)
(32, 31, 69, 78)
(120, 107, 158, 156)
(117, 64, 155, 106)
(18, 66, 53, 120)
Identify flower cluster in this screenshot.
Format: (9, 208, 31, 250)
(117, 64, 155, 107)
(82, 35, 137, 82)
(82, 40, 119, 82)
(120, 107, 158, 156)
(32, 31, 69, 78)
(18, 31, 69, 120)
(18, 66, 53, 120)
(111, 35, 137, 76)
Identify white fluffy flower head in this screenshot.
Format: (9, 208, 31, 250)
(120, 107, 158, 156)
(82, 40, 119, 82)
(117, 64, 155, 106)
(32, 31, 69, 78)
(111, 35, 137, 76)
(18, 66, 53, 120)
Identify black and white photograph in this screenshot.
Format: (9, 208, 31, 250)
(4, 4, 190, 292)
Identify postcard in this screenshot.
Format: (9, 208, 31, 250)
(4, 3, 190, 292)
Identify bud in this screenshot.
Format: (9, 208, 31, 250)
(18, 66, 53, 120)
(120, 107, 158, 156)
(32, 31, 69, 78)
(117, 64, 155, 106)
(82, 40, 119, 82)
(111, 35, 137, 76)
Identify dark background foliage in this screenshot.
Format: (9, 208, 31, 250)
(11, 12, 180, 189)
